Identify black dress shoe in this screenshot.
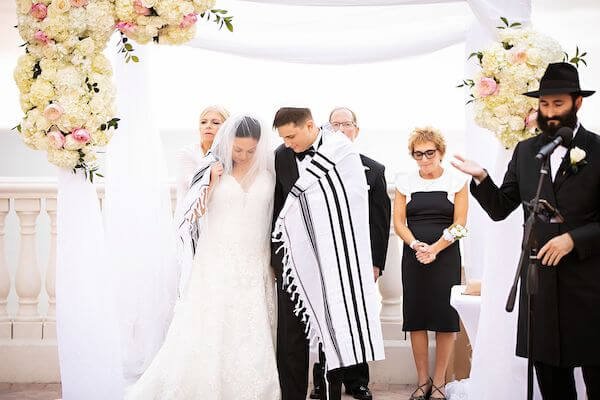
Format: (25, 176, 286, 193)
(345, 385, 373, 400)
(309, 384, 323, 399)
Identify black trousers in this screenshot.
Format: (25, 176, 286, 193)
(534, 361, 600, 400)
(311, 344, 344, 400)
(277, 277, 310, 400)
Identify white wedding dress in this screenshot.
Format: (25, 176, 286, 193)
(126, 170, 281, 400)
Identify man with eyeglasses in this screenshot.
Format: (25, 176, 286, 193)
(310, 107, 391, 400)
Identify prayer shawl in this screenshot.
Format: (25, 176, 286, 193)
(273, 131, 385, 371)
(175, 152, 218, 297)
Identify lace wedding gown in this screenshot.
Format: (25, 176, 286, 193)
(126, 170, 280, 400)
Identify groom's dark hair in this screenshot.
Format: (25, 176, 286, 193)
(272, 107, 313, 129)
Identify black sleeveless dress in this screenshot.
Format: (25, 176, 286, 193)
(396, 169, 465, 332)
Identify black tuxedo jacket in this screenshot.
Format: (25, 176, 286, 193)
(271, 145, 391, 275)
(471, 126, 600, 367)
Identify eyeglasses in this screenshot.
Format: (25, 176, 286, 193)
(412, 149, 437, 160)
(330, 121, 356, 129)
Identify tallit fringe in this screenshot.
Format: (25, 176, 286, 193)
(273, 219, 329, 400)
(272, 219, 322, 350)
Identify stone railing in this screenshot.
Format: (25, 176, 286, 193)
(0, 178, 411, 383)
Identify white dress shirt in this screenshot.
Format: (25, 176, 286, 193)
(550, 122, 579, 181)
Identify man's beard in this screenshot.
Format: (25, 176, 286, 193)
(537, 104, 578, 138)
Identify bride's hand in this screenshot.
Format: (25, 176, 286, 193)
(210, 162, 224, 184)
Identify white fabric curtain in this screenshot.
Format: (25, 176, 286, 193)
(56, 169, 124, 400)
(239, 0, 461, 6)
(187, 2, 471, 64)
(105, 44, 179, 386)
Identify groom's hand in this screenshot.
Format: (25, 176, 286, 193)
(451, 154, 487, 182)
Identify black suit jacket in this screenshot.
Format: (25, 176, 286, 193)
(471, 126, 600, 367)
(271, 146, 392, 276)
(360, 154, 391, 273)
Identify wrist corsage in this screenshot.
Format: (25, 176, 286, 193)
(443, 223, 468, 243)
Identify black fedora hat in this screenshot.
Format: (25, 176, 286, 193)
(523, 62, 595, 98)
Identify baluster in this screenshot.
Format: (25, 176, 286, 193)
(43, 197, 57, 339)
(13, 198, 43, 339)
(0, 198, 11, 339)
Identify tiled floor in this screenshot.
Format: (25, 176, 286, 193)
(0, 383, 416, 399)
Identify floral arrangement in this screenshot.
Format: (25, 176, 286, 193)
(13, 0, 232, 181)
(459, 18, 565, 149)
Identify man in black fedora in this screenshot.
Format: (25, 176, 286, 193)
(452, 62, 600, 399)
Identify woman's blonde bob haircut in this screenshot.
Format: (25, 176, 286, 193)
(408, 126, 447, 157)
(199, 105, 230, 123)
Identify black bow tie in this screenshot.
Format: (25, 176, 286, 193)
(295, 147, 315, 161)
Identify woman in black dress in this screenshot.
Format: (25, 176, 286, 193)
(393, 127, 468, 400)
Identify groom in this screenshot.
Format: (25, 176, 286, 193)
(271, 107, 384, 400)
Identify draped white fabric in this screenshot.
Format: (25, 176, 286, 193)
(105, 44, 179, 386)
(240, 0, 461, 5)
(56, 169, 124, 400)
(187, 2, 471, 64)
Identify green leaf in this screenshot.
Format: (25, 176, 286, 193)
(131, 56, 139, 63)
(124, 43, 133, 51)
(581, 59, 588, 66)
(100, 124, 107, 131)
(510, 22, 522, 27)
(501, 17, 509, 26)
(12, 124, 22, 133)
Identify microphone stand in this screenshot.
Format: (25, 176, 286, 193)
(505, 155, 551, 400)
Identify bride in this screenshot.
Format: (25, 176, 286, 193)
(125, 115, 281, 400)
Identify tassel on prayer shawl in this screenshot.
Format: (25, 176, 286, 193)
(273, 131, 385, 372)
(175, 152, 219, 298)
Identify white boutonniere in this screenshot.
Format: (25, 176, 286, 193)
(568, 146, 587, 174)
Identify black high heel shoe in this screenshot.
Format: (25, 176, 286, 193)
(409, 377, 432, 400)
(429, 382, 447, 400)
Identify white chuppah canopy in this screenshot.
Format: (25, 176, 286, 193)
(55, 0, 587, 398)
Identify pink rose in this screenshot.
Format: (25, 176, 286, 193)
(525, 109, 538, 128)
(133, 0, 151, 15)
(510, 49, 528, 64)
(115, 21, 135, 34)
(71, 128, 90, 144)
(30, 3, 48, 20)
(477, 77, 499, 97)
(34, 30, 51, 45)
(179, 13, 198, 29)
(70, 0, 89, 7)
(47, 130, 66, 149)
(43, 104, 64, 121)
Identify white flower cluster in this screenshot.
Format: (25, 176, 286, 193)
(14, 0, 118, 172)
(115, 0, 216, 45)
(448, 224, 468, 240)
(14, 0, 225, 176)
(469, 27, 564, 149)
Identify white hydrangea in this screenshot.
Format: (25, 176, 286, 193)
(468, 26, 564, 148)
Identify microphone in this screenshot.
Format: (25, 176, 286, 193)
(535, 127, 573, 160)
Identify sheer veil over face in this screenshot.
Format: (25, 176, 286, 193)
(208, 115, 274, 189)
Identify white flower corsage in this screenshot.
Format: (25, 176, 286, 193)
(443, 224, 468, 243)
(568, 146, 587, 174)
